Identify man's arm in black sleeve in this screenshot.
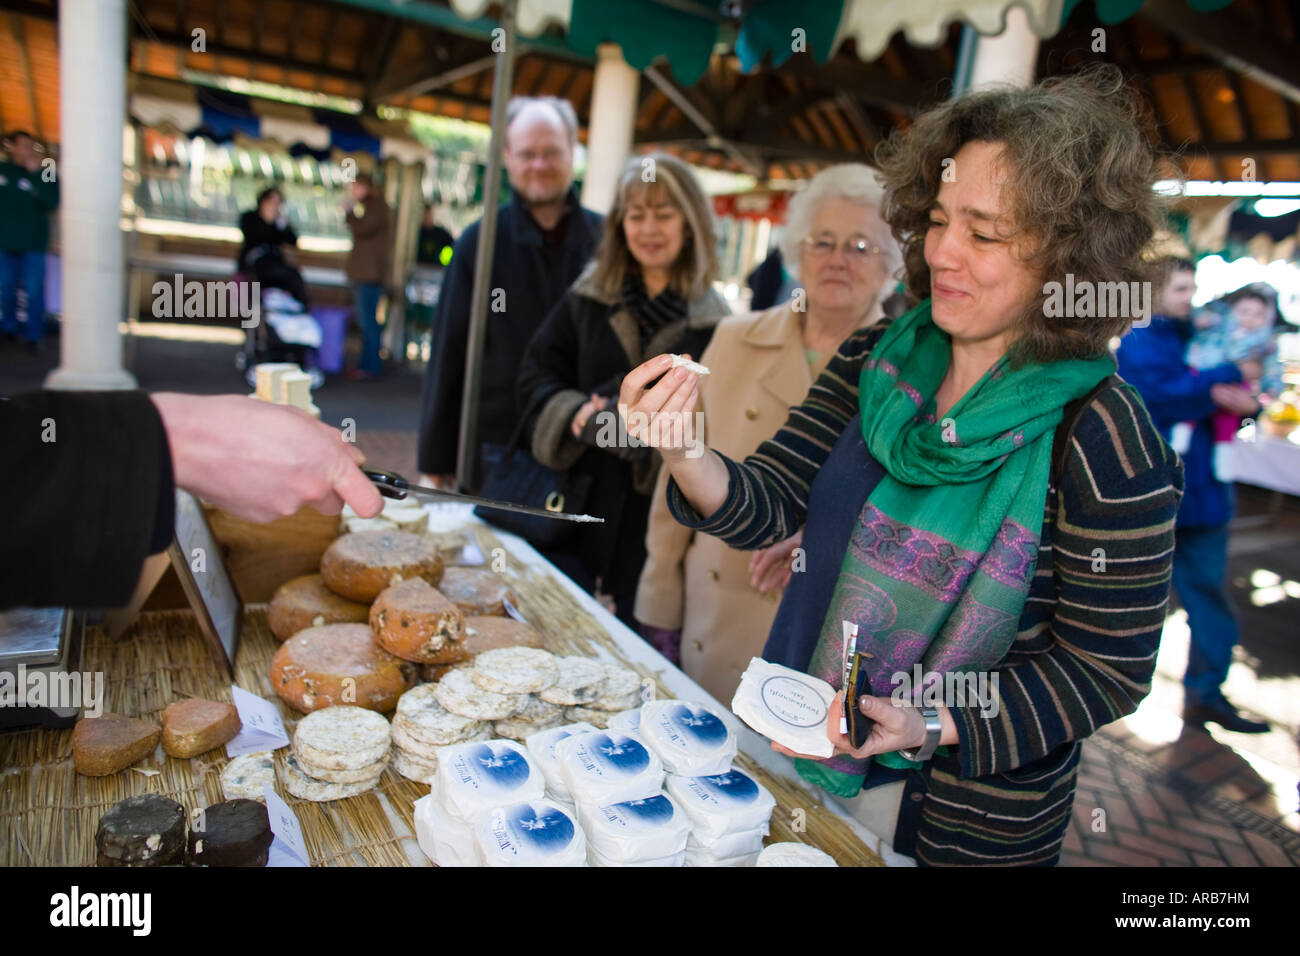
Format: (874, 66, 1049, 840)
(0, 391, 174, 610)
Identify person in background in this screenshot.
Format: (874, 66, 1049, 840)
(417, 96, 602, 492)
(416, 205, 455, 267)
(635, 163, 901, 696)
(745, 246, 798, 312)
(343, 172, 392, 380)
(1117, 258, 1270, 735)
(0, 131, 59, 352)
(517, 152, 727, 630)
(238, 186, 309, 307)
(1186, 283, 1285, 483)
(2, 389, 382, 611)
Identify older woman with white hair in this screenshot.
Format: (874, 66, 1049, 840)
(634, 163, 902, 700)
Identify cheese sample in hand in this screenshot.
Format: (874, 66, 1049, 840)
(254, 363, 300, 402)
(731, 657, 835, 759)
(669, 354, 709, 375)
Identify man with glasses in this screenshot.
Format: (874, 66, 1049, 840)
(417, 96, 603, 492)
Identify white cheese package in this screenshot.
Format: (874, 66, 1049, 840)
(638, 699, 737, 776)
(555, 730, 665, 809)
(474, 800, 587, 867)
(756, 842, 839, 867)
(589, 845, 686, 867)
(664, 768, 776, 842)
(414, 792, 478, 867)
(435, 739, 546, 823)
(524, 721, 598, 801)
(579, 792, 692, 864)
(684, 844, 757, 867)
(606, 707, 641, 732)
(687, 825, 767, 859)
(731, 657, 835, 759)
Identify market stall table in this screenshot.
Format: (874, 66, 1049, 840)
(0, 504, 897, 867)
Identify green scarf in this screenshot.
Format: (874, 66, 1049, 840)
(794, 301, 1114, 797)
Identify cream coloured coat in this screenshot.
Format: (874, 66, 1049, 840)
(634, 300, 865, 703)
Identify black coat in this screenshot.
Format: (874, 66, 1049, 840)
(1, 391, 173, 610)
(516, 274, 731, 597)
(416, 188, 602, 483)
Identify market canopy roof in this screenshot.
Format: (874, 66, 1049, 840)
(1, 0, 1297, 182)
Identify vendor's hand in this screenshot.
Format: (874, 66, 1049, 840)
(1211, 383, 1259, 417)
(617, 354, 701, 462)
(570, 393, 606, 438)
(770, 691, 928, 762)
(749, 529, 803, 594)
(151, 393, 384, 523)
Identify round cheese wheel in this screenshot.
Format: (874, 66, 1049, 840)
(268, 574, 369, 641)
(370, 578, 465, 663)
(319, 530, 444, 603)
(434, 567, 516, 617)
(423, 615, 544, 666)
(270, 623, 417, 714)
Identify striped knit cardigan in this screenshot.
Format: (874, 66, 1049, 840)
(666, 322, 1184, 866)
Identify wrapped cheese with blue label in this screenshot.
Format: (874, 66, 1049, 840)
(413, 792, 478, 867)
(474, 800, 587, 867)
(435, 739, 545, 823)
(579, 792, 692, 864)
(638, 700, 737, 776)
(664, 768, 776, 842)
(606, 707, 641, 732)
(554, 730, 665, 808)
(524, 721, 598, 801)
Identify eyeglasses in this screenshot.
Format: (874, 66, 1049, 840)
(801, 236, 884, 260)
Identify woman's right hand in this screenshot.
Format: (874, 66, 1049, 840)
(619, 353, 730, 519)
(618, 353, 701, 460)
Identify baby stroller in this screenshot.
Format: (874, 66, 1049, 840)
(234, 276, 325, 388)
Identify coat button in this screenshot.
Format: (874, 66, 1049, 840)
(693, 641, 703, 653)
(745, 408, 758, 420)
(910, 792, 924, 803)
(708, 570, 719, 581)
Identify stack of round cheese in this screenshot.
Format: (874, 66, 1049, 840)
(413, 738, 547, 866)
(389, 683, 491, 783)
(523, 721, 598, 811)
(637, 700, 738, 776)
(563, 662, 645, 728)
(665, 768, 776, 866)
(474, 800, 587, 867)
(554, 729, 665, 811)
(579, 792, 692, 867)
(280, 706, 390, 801)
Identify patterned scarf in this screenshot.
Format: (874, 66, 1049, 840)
(794, 301, 1114, 797)
(621, 270, 688, 349)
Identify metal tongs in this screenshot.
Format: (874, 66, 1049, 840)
(362, 467, 604, 524)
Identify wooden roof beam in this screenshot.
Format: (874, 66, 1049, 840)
(1140, 0, 1300, 105)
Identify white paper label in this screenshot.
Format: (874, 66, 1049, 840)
(264, 784, 310, 867)
(760, 675, 828, 728)
(226, 684, 290, 757)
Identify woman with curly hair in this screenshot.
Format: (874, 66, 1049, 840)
(618, 67, 1183, 866)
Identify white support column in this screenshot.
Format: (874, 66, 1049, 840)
(968, 5, 1040, 90)
(579, 43, 639, 215)
(45, 0, 136, 390)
